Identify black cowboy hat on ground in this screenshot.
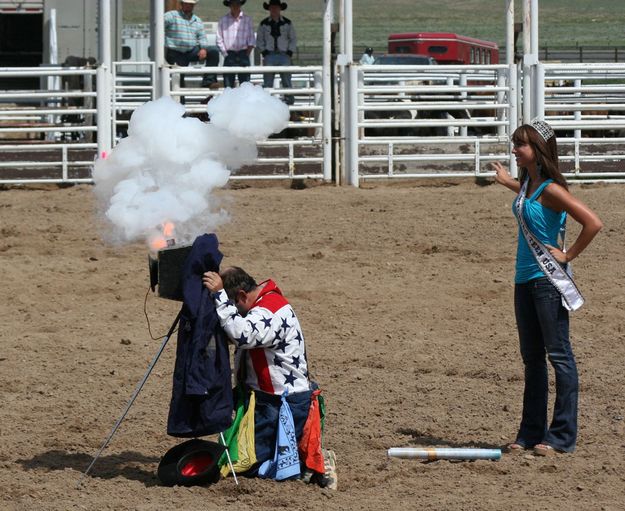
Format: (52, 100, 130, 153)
(263, 0, 287, 9)
(157, 439, 226, 487)
(223, 0, 246, 6)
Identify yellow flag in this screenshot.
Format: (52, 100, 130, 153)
(221, 391, 257, 476)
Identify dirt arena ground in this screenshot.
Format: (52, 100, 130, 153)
(1, 178, 624, 510)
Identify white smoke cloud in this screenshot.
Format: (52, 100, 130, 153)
(207, 82, 291, 140)
(93, 83, 289, 248)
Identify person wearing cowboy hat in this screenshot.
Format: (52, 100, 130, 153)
(217, 0, 256, 88)
(256, 0, 297, 105)
(164, 1, 220, 94)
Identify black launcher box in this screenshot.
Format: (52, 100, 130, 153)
(148, 244, 192, 301)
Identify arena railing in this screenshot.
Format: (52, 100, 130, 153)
(0, 66, 98, 185)
(346, 64, 517, 183)
(535, 62, 625, 181)
(112, 61, 156, 143)
(3, 62, 625, 186)
(163, 64, 331, 182)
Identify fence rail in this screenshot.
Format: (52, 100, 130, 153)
(163, 64, 330, 181)
(0, 66, 97, 184)
(350, 63, 516, 181)
(2, 61, 625, 185)
(536, 63, 625, 174)
(540, 46, 625, 63)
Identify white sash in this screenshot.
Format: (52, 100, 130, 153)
(514, 179, 584, 311)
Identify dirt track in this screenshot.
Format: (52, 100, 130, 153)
(1, 179, 624, 510)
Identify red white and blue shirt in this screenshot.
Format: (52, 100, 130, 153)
(212, 280, 310, 395)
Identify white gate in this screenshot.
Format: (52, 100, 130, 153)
(161, 64, 331, 181)
(0, 66, 97, 185)
(343, 61, 625, 184)
(536, 62, 625, 180)
(345, 63, 517, 183)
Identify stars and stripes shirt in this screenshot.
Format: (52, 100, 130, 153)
(212, 280, 310, 395)
(216, 11, 256, 56)
(164, 10, 209, 52)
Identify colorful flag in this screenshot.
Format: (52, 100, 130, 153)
(258, 393, 301, 480)
(298, 389, 325, 474)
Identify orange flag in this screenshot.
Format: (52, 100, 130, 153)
(298, 389, 325, 474)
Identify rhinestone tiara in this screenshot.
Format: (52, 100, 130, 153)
(530, 118, 555, 142)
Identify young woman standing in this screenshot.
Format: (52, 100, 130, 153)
(492, 119, 603, 455)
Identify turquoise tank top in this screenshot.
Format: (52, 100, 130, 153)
(514, 179, 567, 284)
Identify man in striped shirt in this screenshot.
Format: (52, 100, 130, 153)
(164, 1, 218, 90)
(217, 0, 256, 88)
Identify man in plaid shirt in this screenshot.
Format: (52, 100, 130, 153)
(164, 0, 218, 90)
(217, 0, 256, 88)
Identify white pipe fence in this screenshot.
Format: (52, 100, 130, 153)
(0, 66, 98, 184)
(351, 64, 516, 182)
(535, 63, 625, 177)
(2, 61, 625, 185)
(112, 61, 156, 142)
(163, 64, 329, 181)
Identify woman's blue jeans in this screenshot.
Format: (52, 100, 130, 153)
(514, 277, 578, 452)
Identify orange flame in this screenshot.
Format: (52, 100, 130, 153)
(149, 222, 176, 252)
(163, 222, 175, 238)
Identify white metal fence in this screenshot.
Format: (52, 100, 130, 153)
(536, 63, 625, 179)
(0, 66, 97, 184)
(348, 64, 516, 181)
(112, 61, 156, 142)
(344, 61, 625, 183)
(2, 61, 625, 185)
(162, 64, 330, 181)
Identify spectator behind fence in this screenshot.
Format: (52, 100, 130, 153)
(359, 47, 375, 65)
(257, 0, 297, 105)
(164, 1, 219, 92)
(217, 0, 256, 88)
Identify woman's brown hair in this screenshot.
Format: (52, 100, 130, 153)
(511, 124, 568, 190)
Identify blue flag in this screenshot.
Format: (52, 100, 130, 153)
(258, 394, 301, 480)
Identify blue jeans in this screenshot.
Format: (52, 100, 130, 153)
(238, 389, 311, 477)
(165, 46, 219, 87)
(223, 50, 250, 88)
(262, 52, 293, 105)
(514, 277, 578, 452)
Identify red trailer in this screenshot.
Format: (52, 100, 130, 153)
(388, 32, 499, 65)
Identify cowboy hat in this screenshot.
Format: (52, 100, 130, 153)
(157, 439, 226, 487)
(223, 0, 246, 6)
(263, 0, 287, 9)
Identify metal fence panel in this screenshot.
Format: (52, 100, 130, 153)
(2, 61, 625, 185)
(0, 66, 97, 184)
(351, 64, 515, 182)
(163, 64, 329, 181)
(537, 63, 625, 179)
